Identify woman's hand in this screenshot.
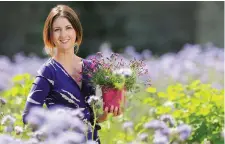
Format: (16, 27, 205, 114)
(96, 106, 122, 123)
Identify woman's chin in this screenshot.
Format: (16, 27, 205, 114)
(58, 45, 73, 51)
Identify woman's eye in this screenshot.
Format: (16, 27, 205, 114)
(67, 27, 72, 29)
(54, 29, 59, 32)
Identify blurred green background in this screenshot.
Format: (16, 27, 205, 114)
(0, 1, 223, 59)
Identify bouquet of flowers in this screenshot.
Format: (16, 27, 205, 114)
(84, 52, 150, 110)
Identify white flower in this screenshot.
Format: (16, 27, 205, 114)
(122, 68, 133, 77)
(14, 126, 23, 135)
(87, 95, 101, 105)
(163, 101, 174, 108)
(149, 107, 157, 115)
(113, 68, 133, 77)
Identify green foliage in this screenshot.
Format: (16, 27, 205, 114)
(131, 80, 224, 144)
(0, 73, 34, 139)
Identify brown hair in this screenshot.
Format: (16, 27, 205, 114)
(43, 5, 83, 56)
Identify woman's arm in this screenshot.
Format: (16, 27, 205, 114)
(22, 67, 52, 125)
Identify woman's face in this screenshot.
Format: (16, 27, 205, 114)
(52, 16, 76, 51)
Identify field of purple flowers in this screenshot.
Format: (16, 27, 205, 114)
(0, 43, 224, 144)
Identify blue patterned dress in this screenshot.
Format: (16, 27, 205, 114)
(22, 58, 101, 143)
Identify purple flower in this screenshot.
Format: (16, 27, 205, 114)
(25, 138, 39, 144)
(144, 120, 168, 130)
(122, 121, 134, 131)
(0, 134, 15, 144)
(90, 63, 96, 69)
(26, 107, 47, 130)
(177, 124, 192, 141)
(4, 125, 14, 133)
(96, 52, 103, 57)
(110, 53, 116, 59)
(33, 130, 47, 141)
(0, 97, 6, 105)
(39, 108, 87, 138)
(70, 108, 85, 119)
(153, 130, 169, 144)
(54, 131, 85, 144)
(160, 126, 170, 136)
(160, 114, 175, 127)
(144, 119, 170, 136)
(138, 133, 149, 142)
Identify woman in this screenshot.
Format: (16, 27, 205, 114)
(22, 4, 122, 143)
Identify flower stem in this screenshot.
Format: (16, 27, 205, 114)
(84, 124, 88, 142)
(92, 104, 96, 140)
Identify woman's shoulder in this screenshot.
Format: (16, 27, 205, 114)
(37, 58, 55, 80)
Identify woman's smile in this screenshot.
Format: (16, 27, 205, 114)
(60, 39, 70, 44)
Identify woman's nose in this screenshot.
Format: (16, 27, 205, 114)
(60, 29, 67, 38)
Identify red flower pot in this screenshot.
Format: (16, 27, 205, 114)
(102, 87, 126, 111)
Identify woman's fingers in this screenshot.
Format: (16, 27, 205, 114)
(113, 107, 118, 116)
(103, 106, 124, 118)
(110, 105, 114, 113)
(118, 107, 122, 115)
(104, 107, 109, 115)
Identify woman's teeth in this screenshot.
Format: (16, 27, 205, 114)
(60, 40, 69, 43)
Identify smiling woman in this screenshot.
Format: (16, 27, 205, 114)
(22, 4, 123, 144)
(43, 4, 83, 56)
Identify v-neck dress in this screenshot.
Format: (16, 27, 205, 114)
(22, 58, 101, 143)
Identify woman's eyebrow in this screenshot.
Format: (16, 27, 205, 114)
(53, 26, 61, 29)
(53, 25, 72, 29)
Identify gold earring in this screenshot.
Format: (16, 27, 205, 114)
(50, 48, 54, 56)
(74, 43, 79, 54)
(50, 47, 56, 56)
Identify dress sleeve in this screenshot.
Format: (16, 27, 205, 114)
(22, 65, 53, 124)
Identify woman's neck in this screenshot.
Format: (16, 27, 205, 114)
(53, 50, 80, 69)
